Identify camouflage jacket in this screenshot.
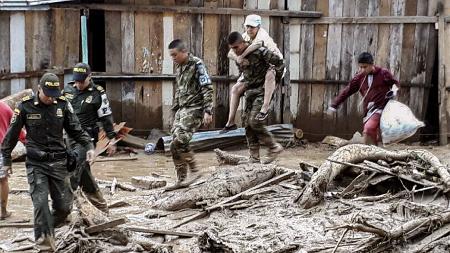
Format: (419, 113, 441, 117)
(1, 94, 93, 166)
(172, 54, 213, 114)
(239, 46, 285, 90)
(63, 81, 116, 140)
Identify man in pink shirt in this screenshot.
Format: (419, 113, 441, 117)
(0, 100, 26, 220)
(329, 52, 399, 145)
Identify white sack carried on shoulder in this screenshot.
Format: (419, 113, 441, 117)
(380, 100, 425, 145)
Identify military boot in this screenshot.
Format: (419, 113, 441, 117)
(164, 162, 188, 191)
(248, 148, 261, 163)
(264, 142, 283, 164)
(181, 151, 202, 184)
(35, 235, 56, 252)
(85, 190, 109, 214)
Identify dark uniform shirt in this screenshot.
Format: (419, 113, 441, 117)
(239, 47, 285, 90)
(63, 81, 116, 140)
(172, 54, 213, 113)
(1, 94, 94, 166)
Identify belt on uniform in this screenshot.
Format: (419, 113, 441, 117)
(27, 148, 66, 161)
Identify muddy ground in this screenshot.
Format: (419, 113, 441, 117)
(1, 143, 449, 252)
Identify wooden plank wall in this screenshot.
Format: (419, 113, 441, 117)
(289, 0, 437, 141)
(0, 0, 439, 139)
(0, 10, 80, 99)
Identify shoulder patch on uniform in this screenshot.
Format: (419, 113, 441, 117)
(58, 95, 66, 101)
(96, 85, 105, 92)
(22, 95, 32, 101)
(14, 108, 20, 115)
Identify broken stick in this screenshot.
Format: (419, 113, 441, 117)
(125, 226, 200, 237)
(85, 218, 127, 234)
(173, 171, 295, 228)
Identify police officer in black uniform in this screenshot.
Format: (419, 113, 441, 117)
(63, 63, 117, 213)
(1, 73, 94, 251)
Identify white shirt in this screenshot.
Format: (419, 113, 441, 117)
(242, 28, 283, 59)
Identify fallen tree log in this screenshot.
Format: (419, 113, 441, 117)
(1, 89, 33, 109)
(341, 210, 450, 252)
(152, 164, 277, 211)
(173, 170, 294, 228)
(215, 148, 248, 165)
(298, 144, 412, 209)
(298, 144, 450, 209)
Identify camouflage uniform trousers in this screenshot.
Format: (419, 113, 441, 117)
(242, 91, 280, 161)
(69, 140, 108, 213)
(25, 157, 73, 241)
(170, 107, 203, 181)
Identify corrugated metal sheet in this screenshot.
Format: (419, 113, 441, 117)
(0, 0, 73, 10)
(156, 124, 295, 153)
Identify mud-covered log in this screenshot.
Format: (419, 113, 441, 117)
(412, 149, 450, 189)
(74, 191, 109, 226)
(1, 89, 33, 109)
(152, 164, 277, 211)
(299, 144, 412, 209)
(215, 148, 248, 165)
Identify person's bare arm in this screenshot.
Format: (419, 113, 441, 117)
(238, 41, 263, 60)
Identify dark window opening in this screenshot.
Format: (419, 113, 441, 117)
(88, 10, 105, 73)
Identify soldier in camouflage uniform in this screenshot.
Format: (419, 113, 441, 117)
(167, 39, 213, 189)
(1, 73, 94, 251)
(227, 31, 284, 163)
(63, 63, 116, 213)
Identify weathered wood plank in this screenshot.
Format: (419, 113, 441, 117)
(214, 0, 231, 128)
(203, 1, 220, 128)
(65, 10, 80, 68)
(52, 3, 323, 17)
(52, 9, 65, 69)
(389, 0, 405, 82)
(10, 12, 26, 95)
(339, 0, 356, 136)
(162, 13, 174, 130)
(105, 11, 123, 122)
(0, 12, 11, 97)
(303, 1, 328, 138)
(290, 16, 437, 24)
(351, 0, 369, 119)
(289, 0, 301, 123)
(323, 0, 341, 138)
(399, 0, 417, 106)
(301, 1, 317, 135)
(376, 0, 391, 68)
(409, 0, 428, 120)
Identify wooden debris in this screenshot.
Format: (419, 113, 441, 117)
(214, 148, 248, 165)
(299, 160, 319, 172)
(279, 182, 302, 190)
(121, 134, 148, 149)
(85, 218, 127, 234)
(242, 186, 276, 199)
(96, 179, 136, 192)
(95, 156, 138, 162)
(108, 200, 131, 209)
(0, 223, 34, 229)
(352, 193, 391, 202)
(111, 177, 118, 195)
(322, 136, 349, 147)
(125, 226, 200, 237)
(1, 89, 33, 109)
(173, 170, 294, 228)
(408, 224, 450, 253)
(131, 176, 167, 190)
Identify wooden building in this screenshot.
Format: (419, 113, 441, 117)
(1, 0, 449, 142)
